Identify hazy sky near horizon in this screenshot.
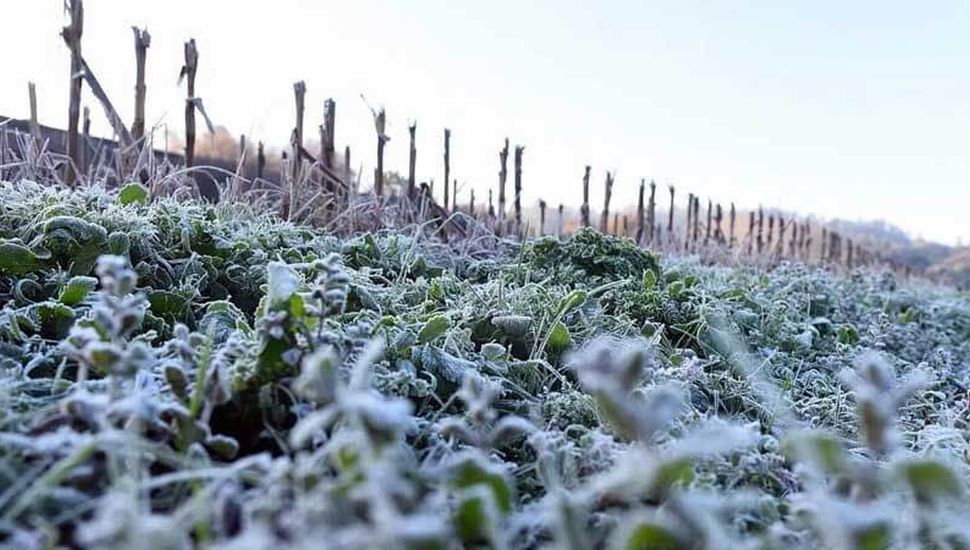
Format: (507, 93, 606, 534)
(3, 1, 969, 244)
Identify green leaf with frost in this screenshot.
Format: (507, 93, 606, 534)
(622, 521, 682, 550)
(546, 321, 571, 352)
(897, 459, 962, 504)
(118, 182, 149, 206)
(0, 240, 47, 275)
(58, 276, 98, 306)
(418, 315, 450, 344)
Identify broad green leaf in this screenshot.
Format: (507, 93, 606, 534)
(118, 182, 149, 206)
(898, 459, 962, 504)
(546, 321, 572, 352)
(451, 455, 513, 514)
(558, 289, 587, 315)
(623, 521, 681, 550)
(418, 315, 451, 344)
(58, 276, 98, 306)
(0, 241, 46, 275)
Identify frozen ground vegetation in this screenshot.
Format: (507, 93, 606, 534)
(1, 180, 970, 548)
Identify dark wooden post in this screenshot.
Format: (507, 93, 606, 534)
(636, 179, 645, 244)
(488, 189, 495, 219)
(557, 204, 564, 236)
(846, 238, 854, 268)
(747, 211, 755, 255)
(600, 171, 614, 233)
(407, 122, 417, 197)
(715, 203, 723, 244)
(767, 215, 775, 249)
(498, 139, 509, 223)
(729, 202, 736, 247)
(80, 106, 90, 174)
(622, 215, 629, 237)
(291, 81, 306, 185)
(704, 199, 712, 245)
(452, 179, 458, 213)
(692, 196, 701, 246)
(443, 128, 451, 210)
(789, 221, 798, 257)
(803, 222, 812, 259)
(469, 189, 476, 216)
(539, 199, 547, 235)
(777, 217, 786, 255)
(131, 27, 150, 143)
(756, 207, 764, 254)
(63, 0, 84, 184)
(28, 82, 41, 150)
(257, 141, 265, 180)
(322, 98, 336, 170)
(344, 145, 352, 189)
(798, 222, 806, 257)
(181, 39, 198, 168)
(820, 228, 828, 262)
(667, 185, 675, 237)
(613, 213, 619, 236)
(581, 166, 591, 227)
(372, 108, 387, 197)
(514, 145, 524, 235)
(647, 180, 656, 244)
(685, 192, 694, 252)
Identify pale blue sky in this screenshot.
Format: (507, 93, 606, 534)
(3, 1, 969, 243)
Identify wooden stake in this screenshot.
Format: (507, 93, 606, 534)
(488, 189, 495, 219)
(647, 180, 657, 244)
(539, 199, 547, 235)
(322, 98, 336, 170)
(636, 179, 645, 244)
(371, 107, 387, 196)
(28, 82, 41, 149)
(777, 217, 786, 255)
(600, 171, 614, 233)
(443, 129, 451, 209)
(715, 203, 723, 244)
(62, 0, 84, 184)
(747, 211, 755, 256)
(469, 189, 476, 216)
(514, 145, 524, 234)
(581, 165, 591, 228)
(257, 141, 265, 180)
(821, 228, 828, 262)
(685, 192, 694, 252)
(704, 199, 712, 245)
(291, 81, 306, 185)
(667, 185, 675, 236)
(498, 139, 509, 222)
(344, 145, 352, 190)
(180, 39, 198, 168)
(694, 195, 701, 246)
(81, 106, 90, 174)
(557, 204, 564, 236)
(131, 27, 151, 143)
(756, 207, 764, 254)
(729, 202, 736, 247)
(407, 121, 416, 197)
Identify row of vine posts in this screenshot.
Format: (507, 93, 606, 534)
(25, 0, 912, 277)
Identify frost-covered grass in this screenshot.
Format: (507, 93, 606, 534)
(2, 180, 970, 549)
